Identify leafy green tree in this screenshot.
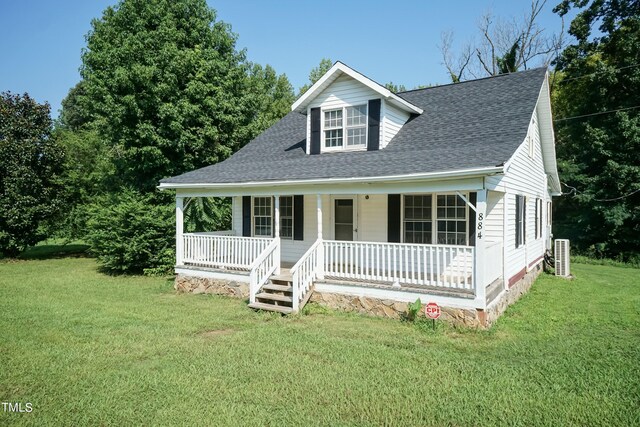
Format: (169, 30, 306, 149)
(84, 190, 174, 274)
(298, 58, 333, 96)
(553, 0, 640, 260)
(0, 93, 65, 256)
(79, 0, 291, 193)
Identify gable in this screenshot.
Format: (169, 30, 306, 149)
(304, 74, 412, 153)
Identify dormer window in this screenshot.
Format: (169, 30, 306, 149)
(323, 105, 367, 151)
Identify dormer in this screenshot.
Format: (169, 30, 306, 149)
(292, 62, 423, 154)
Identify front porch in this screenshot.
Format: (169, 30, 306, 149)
(173, 187, 507, 316)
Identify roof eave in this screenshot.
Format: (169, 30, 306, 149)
(158, 166, 504, 191)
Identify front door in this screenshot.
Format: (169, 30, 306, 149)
(334, 198, 356, 241)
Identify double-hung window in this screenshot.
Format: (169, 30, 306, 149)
(279, 196, 293, 240)
(436, 195, 468, 245)
(403, 194, 468, 245)
(323, 105, 367, 150)
(404, 195, 432, 244)
(253, 197, 272, 237)
(515, 195, 526, 247)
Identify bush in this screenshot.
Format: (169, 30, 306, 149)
(85, 190, 174, 275)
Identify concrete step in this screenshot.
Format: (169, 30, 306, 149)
(262, 283, 293, 293)
(248, 302, 293, 314)
(256, 292, 293, 303)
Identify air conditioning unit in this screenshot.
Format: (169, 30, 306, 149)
(554, 239, 570, 277)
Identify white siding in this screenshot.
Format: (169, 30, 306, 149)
(309, 74, 380, 110)
(381, 101, 410, 149)
(484, 190, 504, 242)
(488, 108, 549, 281)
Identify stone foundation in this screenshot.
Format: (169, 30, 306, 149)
(483, 262, 543, 327)
(175, 274, 249, 298)
(310, 263, 544, 328)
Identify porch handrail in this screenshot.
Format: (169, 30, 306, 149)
(188, 230, 236, 236)
(323, 240, 475, 291)
(291, 239, 322, 312)
(182, 234, 272, 269)
(249, 238, 280, 304)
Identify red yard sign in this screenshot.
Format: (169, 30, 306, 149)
(425, 302, 441, 319)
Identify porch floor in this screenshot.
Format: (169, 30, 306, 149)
(177, 263, 478, 299)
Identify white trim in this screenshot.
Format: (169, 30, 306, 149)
(291, 62, 423, 115)
(330, 195, 358, 241)
(159, 166, 504, 191)
(321, 104, 368, 153)
(315, 282, 478, 310)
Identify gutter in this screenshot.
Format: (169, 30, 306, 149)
(158, 165, 505, 190)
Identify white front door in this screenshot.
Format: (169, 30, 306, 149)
(332, 196, 357, 241)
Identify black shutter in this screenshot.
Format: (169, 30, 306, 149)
(293, 195, 304, 241)
(367, 99, 381, 151)
(310, 107, 321, 154)
(242, 196, 251, 237)
(515, 195, 521, 248)
(387, 194, 401, 243)
(468, 192, 477, 247)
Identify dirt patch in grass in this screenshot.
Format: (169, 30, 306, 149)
(199, 329, 236, 338)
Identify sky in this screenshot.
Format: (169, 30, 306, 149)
(0, 0, 571, 118)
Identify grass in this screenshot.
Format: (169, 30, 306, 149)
(1, 253, 639, 426)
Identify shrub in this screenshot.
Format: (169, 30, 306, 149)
(85, 190, 174, 275)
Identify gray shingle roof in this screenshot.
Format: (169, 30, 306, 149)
(160, 67, 547, 185)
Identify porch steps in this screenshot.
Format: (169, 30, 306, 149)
(249, 276, 295, 314)
(248, 274, 313, 314)
(248, 301, 293, 314)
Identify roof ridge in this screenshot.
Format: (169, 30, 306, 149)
(397, 67, 548, 95)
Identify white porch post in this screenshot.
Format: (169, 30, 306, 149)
(474, 189, 487, 308)
(176, 196, 184, 267)
(274, 195, 280, 238)
(274, 195, 281, 274)
(317, 194, 325, 280)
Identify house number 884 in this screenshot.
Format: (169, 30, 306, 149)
(477, 213, 484, 239)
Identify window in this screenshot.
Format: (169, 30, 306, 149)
(253, 197, 272, 237)
(535, 198, 543, 239)
(323, 105, 367, 149)
(280, 196, 293, 239)
(404, 195, 432, 243)
(324, 109, 343, 148)
(436, 195, 467, 245)
(515, 195, 526, 248)
(547, 201, 552, 226)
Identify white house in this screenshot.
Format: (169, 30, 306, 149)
(159, 62, 561, 327)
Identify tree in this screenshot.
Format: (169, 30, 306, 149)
(552, 0, 640, 261)
(440, 0, 564, 81)
(0, 93, 65, 256)
(79, 0, 292, 193)
(298, 58, 333, 96)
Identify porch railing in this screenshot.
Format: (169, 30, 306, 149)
(484, 241, 503, 286)
(323, 240, 475, 291)
(249, 238, 280, 304)
(182, 233, 272, 269)
(291, 239, 322, 312)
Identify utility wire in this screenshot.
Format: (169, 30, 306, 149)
(558, 63, 640, 83)
(553, 105, 640, 122)
(561, 182, 640, 201)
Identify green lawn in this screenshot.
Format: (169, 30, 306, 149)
(1, 255, 638, 426)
